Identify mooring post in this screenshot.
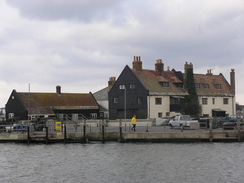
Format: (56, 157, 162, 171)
(45, 126, 49, 144)
(64, 124, 67, 143)
(119, 119, 123, 143)
(209, 118, 213, 142)
(27, 126, 30, 144)
(83, 120, 86, 143)
(102, 120, 105, 144)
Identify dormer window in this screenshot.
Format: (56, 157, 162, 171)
(195, 83, 200, 89)
(174, 83, 183, 88)
(216, 84, 222, 90)
(203, 84, 209, 89)
(161, 82, 169, 87)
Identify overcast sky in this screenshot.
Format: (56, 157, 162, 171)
(0, 0, 244, 107)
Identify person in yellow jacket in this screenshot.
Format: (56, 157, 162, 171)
(131, 115, 136, 131)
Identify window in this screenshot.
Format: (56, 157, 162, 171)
(223, 98, 229, 104)
(137, 97, 143, 104)
(129, 84, 135, 89)
(158, 112, 162, 118)
(216, 84, 222, 90)
(204, 84, 209, 89)
(113, 97, 119, 104)
(195, 83, 200, 89)
(155, 98, 162, 105)
(9, 113, 14, 119)
(203, 114, 209, 117)
(161, 82, 169, 87)
(119, 84, 125, 89)
(202, 98, 208, 105)
(166, 112, 170, 117)
(212, 98, 215, 105)
(174, 83, 183, 88)
(90, 113, 97, 119)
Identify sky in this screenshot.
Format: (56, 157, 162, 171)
(0, 0, 244, 107)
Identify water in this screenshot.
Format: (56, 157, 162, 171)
(0, 142, 244, 183)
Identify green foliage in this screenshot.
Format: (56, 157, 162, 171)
(183, 68, 202, 118)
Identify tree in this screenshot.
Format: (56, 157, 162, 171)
(183, 68, 202, 118)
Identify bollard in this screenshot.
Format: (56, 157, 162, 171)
(209, 118, 213, 142)
(146, 123, 148, 132)
(125, 124, 126, 132)
(45, 126, 49, 144)
(83, 120, 86, 143)
(64, 125, 67, 143)
(90, 124, 91, 133)
(180, 125, 183, 132)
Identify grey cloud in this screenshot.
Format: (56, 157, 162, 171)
(6, 0, 122, 22)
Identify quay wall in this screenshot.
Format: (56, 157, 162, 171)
(0, 131, 243, 143)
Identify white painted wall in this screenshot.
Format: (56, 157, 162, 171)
(147, 96, 170, 118)
(199, 96, 236, 117)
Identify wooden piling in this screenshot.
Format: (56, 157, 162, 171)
(102, 120, 105, 144)
(64, 125, 67, 143)
(119, 119, 123, 143)
(45, 127, 49, 144)
(237, 119, 241, 142)
(83, 120, 86, 143)
(209, 118, 213, 142)
(27, 126, 30, 144)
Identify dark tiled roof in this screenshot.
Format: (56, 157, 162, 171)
(17, 92, 99, 115)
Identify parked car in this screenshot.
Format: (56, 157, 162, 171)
(229, 115, 237, 122)
(5, 125, 14, 133)
(5, 123, 28, 133)
(168, 115, 198, 129)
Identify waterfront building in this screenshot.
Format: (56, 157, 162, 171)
(5, 86, 99, 122)
(108, 56, 235, 119)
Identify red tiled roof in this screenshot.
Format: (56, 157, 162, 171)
(132, 68, 232, 97)
(132, 69, 187, 95)
(194, 74, 232, 96)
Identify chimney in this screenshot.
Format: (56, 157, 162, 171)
(132, 56, 142, 71)
(108, 77, 116, 91)
(56, 85, 61, 95)
(184, 62, 193, 79)
(230, 69, 235, 94)
(206, 69, 213, 75)
(155, 59, 164, 75)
